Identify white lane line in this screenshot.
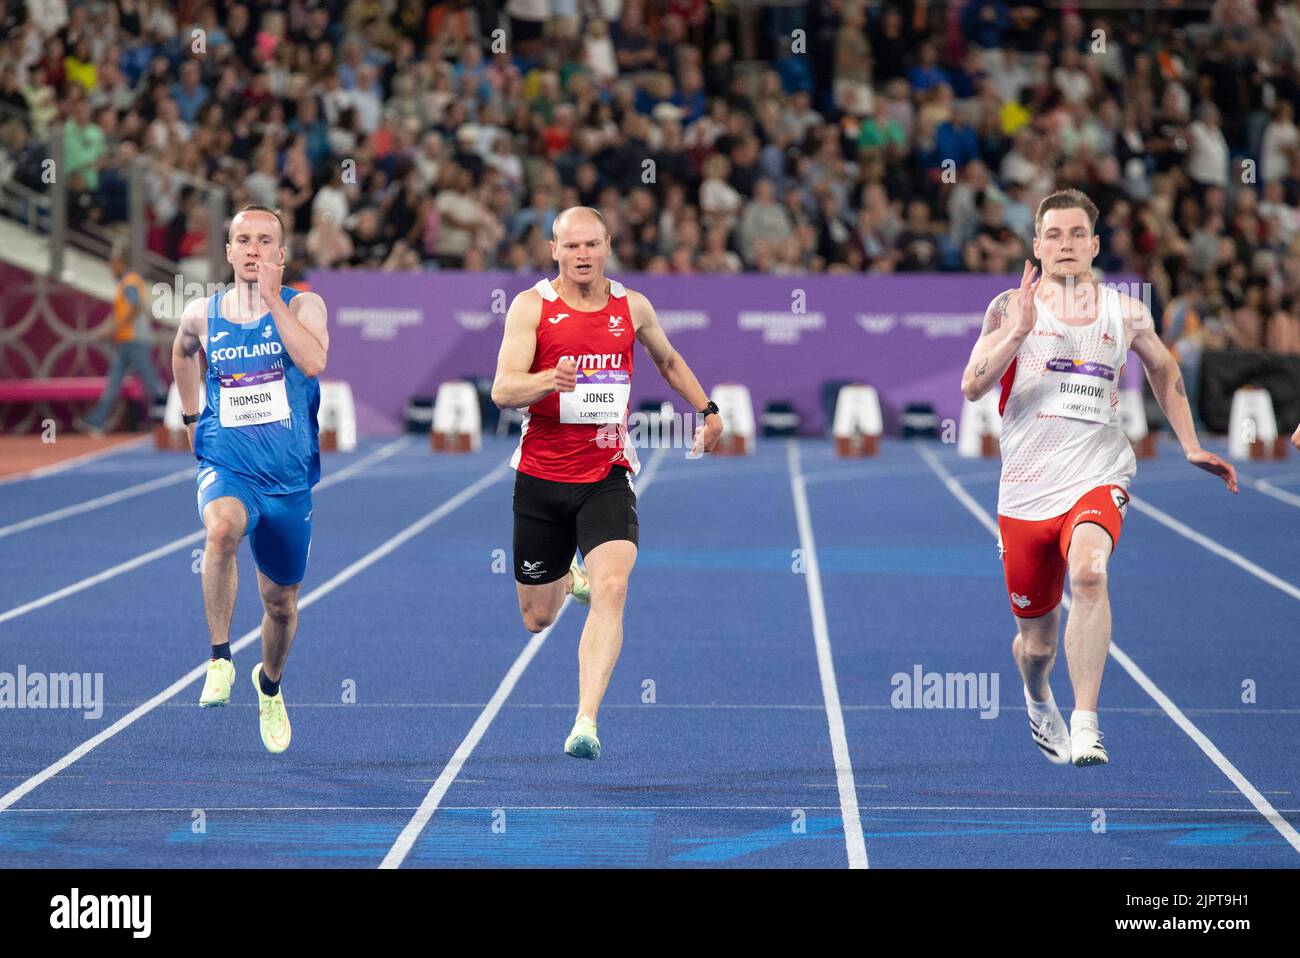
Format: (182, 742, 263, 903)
(0, 455, 510, 814)
(380, 449, 668, 870)
(91, 701, 1300, 715)
(1127, 495, 1300, 603)
(0, 468, 192, 540)
(0, 439, 409, 629)
(917, 443, 1300, 855)
(1241, 475, 1300, 510)
(786, 439, 869, 869)
(4, 804, 1292, 814)
(0, 436, 150, 486)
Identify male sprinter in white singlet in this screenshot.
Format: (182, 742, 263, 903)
(492, 206, 723, 759)
(172, 205, 329, 753)
(961, 189, 1237, 767)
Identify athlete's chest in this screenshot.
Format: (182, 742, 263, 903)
(536, 303, 635, 361)
(205, 316, 289, 373)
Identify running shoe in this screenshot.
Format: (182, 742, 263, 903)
(1028, 703, 1072, 765)
(251, 663, 291, 754)
(199, 657, 236, 708)
(1071, 726, 1109, 766)
(568, 557, 591, 606)
(564, 715, 601, 760)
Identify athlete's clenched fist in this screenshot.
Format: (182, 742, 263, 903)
(552, 357, 577, 393)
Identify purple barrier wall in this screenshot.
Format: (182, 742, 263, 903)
(306, 270, 1143, 436)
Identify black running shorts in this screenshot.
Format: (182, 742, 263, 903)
(512, 465, 639, 584)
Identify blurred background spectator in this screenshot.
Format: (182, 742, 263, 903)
(0, 0, 1298, 364)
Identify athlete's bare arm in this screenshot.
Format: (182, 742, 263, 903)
(1293, 423, 1300, 451)
(961, 260, 1039, 401)
(257, 262, 328, 378)
(491, 289, 577, 408)
(1122, 293, 1238, 493)
(628, 288, 722, 454)
(172, 297, 209, 448)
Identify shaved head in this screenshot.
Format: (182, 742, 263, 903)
(552, 206, 608, 242)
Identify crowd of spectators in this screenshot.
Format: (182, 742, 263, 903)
(2, 0, 1300, 358)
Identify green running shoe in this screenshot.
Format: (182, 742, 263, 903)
(199, 657, 236, 708)
(564, 714, 601, 760)
(568, 557, 591, 606)
(251, 663, 292, 754)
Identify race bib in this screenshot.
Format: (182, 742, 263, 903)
(219, 367, 290, 427)
(1040, 358, 1114, 423)
(559, 368, 630, 424)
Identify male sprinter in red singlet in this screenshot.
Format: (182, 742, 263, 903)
(491, 206, 723, 760)
(961, 189, 1237, 767)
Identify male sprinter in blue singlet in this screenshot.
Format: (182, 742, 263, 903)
(171, 205, 329, 753)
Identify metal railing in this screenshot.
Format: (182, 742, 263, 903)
(0, 99, 227, 288)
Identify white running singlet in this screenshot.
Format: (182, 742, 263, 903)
(997, 283, 1137, 520)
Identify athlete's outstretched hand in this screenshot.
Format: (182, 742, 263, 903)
(1015, 260, 1039, 336)
(256, 260, 283, 307)
(552, 357, 577, 393)
(689, 411, 723, 458)
(1292, 423, 1300, 451)
(1187, 448, 1239, 493)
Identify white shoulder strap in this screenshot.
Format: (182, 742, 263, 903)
(533, 279, 558, 301)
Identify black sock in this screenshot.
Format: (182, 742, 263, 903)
(258, 669, 281, 697)
(210, 642, 232, 662)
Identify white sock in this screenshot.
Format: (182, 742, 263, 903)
(1024, 686, 1055, 722)
(1070, 709, 1099, 735)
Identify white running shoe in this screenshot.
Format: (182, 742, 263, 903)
(1071, 726, 1109, 766)
(1028, 705, 1072, 765)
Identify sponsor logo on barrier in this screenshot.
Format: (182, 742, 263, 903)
(902, 313, 985, 338)
(738, 311, 826, 344)
(656, 311, 709, 334)
(338, 307, 423, 340)
(855, 313, 897, 334)
(455, 311, 496, 331)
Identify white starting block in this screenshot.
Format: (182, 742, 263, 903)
(318, 380, 358, 452)
(1117, 388, 1155, 458)
(155, 381, 205, 451)
(432, 379, 482, 452)
(1228, 386, 1285, 460)
(710, 382, 756, 455)
(957, 390, 1001, 458)
(832, 384, 882, 456)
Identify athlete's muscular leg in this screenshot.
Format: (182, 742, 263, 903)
(576, 539, 636, 721)
(1063, 522, 1113, 711)
(517, 575, 571, 633)
(1013, 605, 1061, 702)
(201, 497, 247, 648)
(257, 571, 300, 682)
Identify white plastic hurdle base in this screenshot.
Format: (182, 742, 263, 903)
(431, 379, 482, 453)
(154, 381, 205, 451)
(832, 383, 882, 457)
(1228, 386, 1286, 460)
(710, 382, 756, 455)
(318, 380, 358, 452)
(957, 390, 1001, 459)
(1117, 388, 1155, 458)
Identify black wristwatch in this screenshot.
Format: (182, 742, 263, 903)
(182, 412, 200, 425)
(699, 401, 719, 419)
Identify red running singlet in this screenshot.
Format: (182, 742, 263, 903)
(510, 277, 641, 483)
